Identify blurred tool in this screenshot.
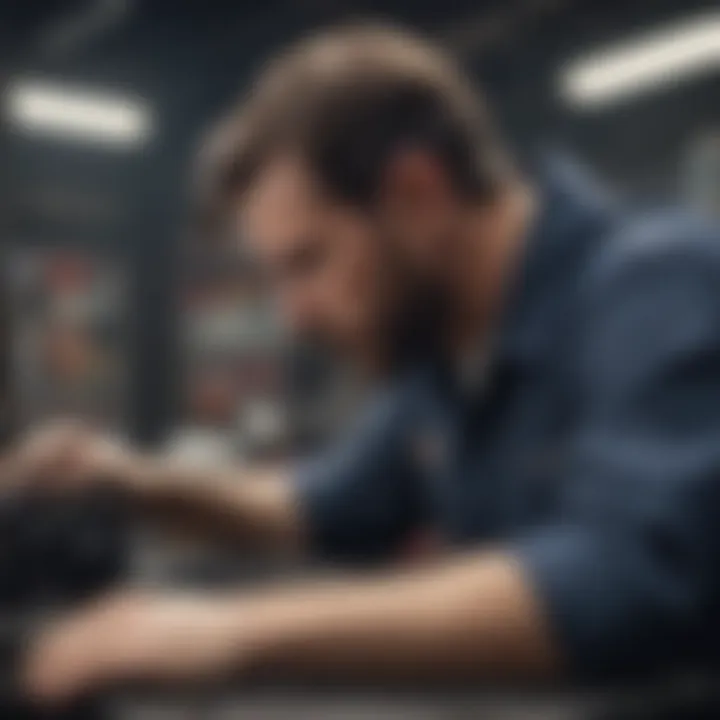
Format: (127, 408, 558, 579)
(0, 488, 128, 719)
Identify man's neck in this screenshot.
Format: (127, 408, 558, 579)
(446, 182, 537, 356)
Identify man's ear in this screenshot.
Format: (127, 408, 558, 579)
(378, 147, 455, 217)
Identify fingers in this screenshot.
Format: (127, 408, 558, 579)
(20, 592, 237, 708)
(19, 424, 85, 485)
(21, 591, 151, 707)
(21, 593, 130, 707)
(23, 627, 83, 707)
(22, 612, 105, 707)
(0, 421, 99, 496)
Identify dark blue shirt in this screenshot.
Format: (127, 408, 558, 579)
(296, 158, 720, 678)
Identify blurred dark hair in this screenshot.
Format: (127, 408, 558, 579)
(195, 22, 510, 238)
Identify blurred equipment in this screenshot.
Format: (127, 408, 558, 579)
(176, 252, 288, 461)
(0, 490, 127, 611)
(5, 249, 128, 432)
(0, 489, 128, 719)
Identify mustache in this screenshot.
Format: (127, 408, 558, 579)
(292, 296, 444, 380)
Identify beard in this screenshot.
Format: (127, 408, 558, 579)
(294, 262, 448, 381)
(294, 230, 455, 380)
(377, 280, 445, 375)
(372, 238, 451, 377)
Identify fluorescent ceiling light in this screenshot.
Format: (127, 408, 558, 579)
(559, 11, 720, 109)
(4, 79, 153, 148)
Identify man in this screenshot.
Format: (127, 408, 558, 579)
(10, 24, 720, 705)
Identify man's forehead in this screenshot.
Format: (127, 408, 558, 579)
(241, 155, 325, 242)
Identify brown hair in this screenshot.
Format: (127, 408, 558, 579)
(195, 23, 508, 236)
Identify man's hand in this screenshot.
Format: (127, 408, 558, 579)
(1, 420, 302, 552)
(22, 590, 250, 708)
(2, 421, 138, 496)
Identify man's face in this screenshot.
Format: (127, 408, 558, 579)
(240, 154, 461, 369)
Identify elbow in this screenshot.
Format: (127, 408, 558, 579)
(439, 551, 564, 681)
(512, 526, 710, 680)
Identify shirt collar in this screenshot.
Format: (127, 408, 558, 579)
(455, 155, 620, 396)
(420, 154, 619, 400)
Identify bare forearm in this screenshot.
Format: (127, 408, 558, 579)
(227, 552, 561, 683)
(19, 551, 562, 704)
(123, 459, 304, 552)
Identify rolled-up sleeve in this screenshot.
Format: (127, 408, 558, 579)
(514, 223, 720, 678)
(294, 385, 425, 563)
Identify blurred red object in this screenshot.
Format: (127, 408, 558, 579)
(44, 254, 94, 293)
